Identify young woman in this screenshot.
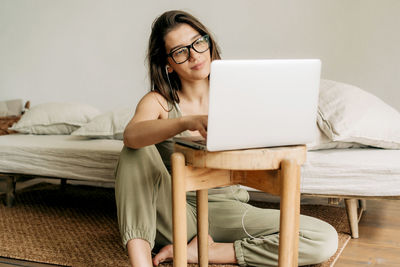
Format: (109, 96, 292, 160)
(115, 10, 338, 267)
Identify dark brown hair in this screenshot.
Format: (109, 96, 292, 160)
(147, 10, 221, 104)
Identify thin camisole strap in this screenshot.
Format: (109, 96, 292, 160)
(167, 101, 190, 137)
(167, 101, 182, 120)
(174, 102, 182, 113)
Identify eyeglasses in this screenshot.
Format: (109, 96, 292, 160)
(167, 35, 210, 64)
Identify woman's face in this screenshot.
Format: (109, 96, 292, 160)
(164, 23, 211, 83)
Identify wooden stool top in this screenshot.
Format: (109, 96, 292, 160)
(174, 144, 307, 170)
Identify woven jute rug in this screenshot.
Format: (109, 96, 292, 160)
(0, 183, 350, 267)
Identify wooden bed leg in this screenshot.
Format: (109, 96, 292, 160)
(5, 176, 16, 207)
(359, 199, 367, 211)
(345, 199, 359, 238)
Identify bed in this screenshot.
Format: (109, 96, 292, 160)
(1, 79, 400, 239)
(0, 134, 122, 183)
(1, 134, 400, 239)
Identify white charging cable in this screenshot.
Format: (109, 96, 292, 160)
(231, 164, 305, 240)
(229, 186, 270, 241)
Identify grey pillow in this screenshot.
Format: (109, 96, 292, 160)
(10, 102, 101, 135)
(71, 107, 134, 140)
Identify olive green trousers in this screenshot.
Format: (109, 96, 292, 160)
(115, 145, 338, 266)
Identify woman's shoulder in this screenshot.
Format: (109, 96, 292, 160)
(139, 91, 166, 106)
(138, 91, 171, 115)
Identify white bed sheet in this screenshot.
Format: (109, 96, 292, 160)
(0, 134, 123, 182)
(301, 148, 400, 196)
(1, 135, 399, 196)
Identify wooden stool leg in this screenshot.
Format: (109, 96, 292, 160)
(279, 159, 301, 267)
(172, 153, 187, 267)
(293, 162, 301, 267)
(197, 189, 208, 267)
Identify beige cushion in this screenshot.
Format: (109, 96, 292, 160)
(71, 107, 133, 140)
(317, 79, 400, 149)
(0, 99, 23, 116)
(10, 102, 101, 135)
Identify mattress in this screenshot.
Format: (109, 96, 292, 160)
(301, 148, 400, 196)
(0, 134, 123, 182)
(1, 135, 399, 196)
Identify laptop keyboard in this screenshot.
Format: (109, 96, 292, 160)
(193, 139, 207, 146)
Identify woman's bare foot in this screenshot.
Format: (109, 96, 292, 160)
(152, 235, 214, 266)
(152, 243, 173, 266)
(187, 235, 214, 263)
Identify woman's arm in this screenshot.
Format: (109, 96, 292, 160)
(123, 92, 207, 149)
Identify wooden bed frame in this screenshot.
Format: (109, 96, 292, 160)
(0, 173, 70, 207)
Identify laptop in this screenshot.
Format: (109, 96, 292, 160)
(173, 59, 321, 151)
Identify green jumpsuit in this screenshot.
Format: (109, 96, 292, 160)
(115, 102, 338, 266)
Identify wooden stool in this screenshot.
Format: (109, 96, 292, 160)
(171, 144, 307, 267)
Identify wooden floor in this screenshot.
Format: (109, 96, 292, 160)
(335, 199, 400, 267)
(1, 180, 400, 266)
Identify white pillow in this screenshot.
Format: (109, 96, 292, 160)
(307, 123, 366, 151)
(10, 102, 101, 135)
(71, 107, 133, 140)
(317, 79, 400, 149)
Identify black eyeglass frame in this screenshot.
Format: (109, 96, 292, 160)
(167, 35, 210, 64)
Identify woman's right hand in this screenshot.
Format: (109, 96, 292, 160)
(181, 115, 208, 138)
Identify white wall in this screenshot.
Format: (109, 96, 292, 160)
(1, 0, 399, 112)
